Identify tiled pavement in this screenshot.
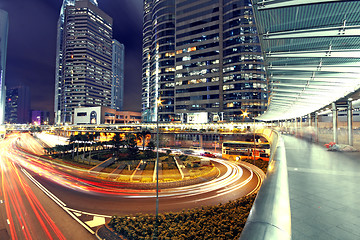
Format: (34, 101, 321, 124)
(283, 135, 360, 240)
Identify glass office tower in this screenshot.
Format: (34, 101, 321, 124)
(0, 9, 9, 125)
(142, 0, 267, 123)
(142, 0, 176, 122)
(112, 39, 124, 111)
(175, 0, 223, 123)
(55, 0, 113, 124)
(222, 0, 267, 121)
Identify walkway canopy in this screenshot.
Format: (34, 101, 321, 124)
(252, 0, 360, 121)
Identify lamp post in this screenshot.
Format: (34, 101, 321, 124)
(240, 109, 256, 164)
(154, 98, 161, 239)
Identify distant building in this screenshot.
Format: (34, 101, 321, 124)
(111, 39, 125, 111)
(32, 110, 50, 125)
(5, 85, 31, 124)
(74, 106, 141, 125)
(55, 0, 114, 124)
(0, 9, 9, 125)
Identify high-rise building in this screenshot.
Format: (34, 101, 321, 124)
(55, 0, 99, 124)
(142, 0, 176, 122)
(111, 39, 124, 111)
(142, 0, 267, 123)
(0, 9, 9, 125)
(55, 0, 113, 124)
(5, 85, 31, 124)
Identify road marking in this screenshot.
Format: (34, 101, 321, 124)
(64, 207, 95, 234)
(6, 219, 10, 224)
(73, 212, 82, 217)
(85, 216, 105, 228)
(21, 168, 66, 207)
(20, 167, 98, 235)
(70, 209, 111, 218)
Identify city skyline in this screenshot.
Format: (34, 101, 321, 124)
(0, 0, 143, 122)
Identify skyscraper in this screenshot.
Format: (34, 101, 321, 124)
(0, 9, 9, 125)
(142, 0, 267, 123)
(5, 85, 31, 124)
(55, 0, 99, 124)
(112, 39, 124, 111)
(55, 0, 113, 124)
(142, 0, 176, 122)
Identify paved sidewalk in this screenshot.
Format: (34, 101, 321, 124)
(283, 135, 360, 240)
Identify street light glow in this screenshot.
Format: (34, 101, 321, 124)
(241, 109, 249, 119)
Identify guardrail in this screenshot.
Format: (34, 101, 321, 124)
(240, 132, 291, 240)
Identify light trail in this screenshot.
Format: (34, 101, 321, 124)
(0, 134, 66, 240)
(10, 134, 260, 202)
(3, 132, 263, 221)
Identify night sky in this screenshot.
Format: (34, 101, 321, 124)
(0, 0, 143, 119)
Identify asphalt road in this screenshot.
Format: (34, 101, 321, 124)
(1, 133, 263, 238)
(0, 134, 95, 240)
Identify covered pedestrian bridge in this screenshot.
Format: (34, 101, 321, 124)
(240, 1, 360, 240)
(253, 0, 360, 147)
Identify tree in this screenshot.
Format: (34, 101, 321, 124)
(111, 132, 123, 153)
(136, 130, 151, 151)
(125, 133, 139, 158)
(147, 141, 155, 150)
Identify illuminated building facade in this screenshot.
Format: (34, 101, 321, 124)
(142, 0, 267, 123)
(55, 0, 99, 124)
(142, 0, 176, 122)
(111, 39, 124, 111)
(0, 9, 8, 125)
(55, 0, 113, 124)
(5, 85, 31, 124)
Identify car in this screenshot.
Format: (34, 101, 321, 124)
(182, 149, 195, 155)
(201, 151, 216, 158)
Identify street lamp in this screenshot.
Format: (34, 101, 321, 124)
(155, 98, 162, 239)
(240, 109, 256, 164)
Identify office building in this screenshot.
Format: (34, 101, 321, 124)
(142, 0, 267, 123)
(55, 0, 113, 124)
(0, 9, 9, 125)
(55, 0, 99, 124)
(142, 0, 176, 122)
(5, 85, 31, 124)
(111, 39, 124, 111)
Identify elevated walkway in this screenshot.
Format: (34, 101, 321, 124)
(284, 135, 360, 240)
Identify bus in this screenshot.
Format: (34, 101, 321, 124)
(222, 141, 270, 161)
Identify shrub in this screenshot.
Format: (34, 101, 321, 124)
(108, 194, 256, 240)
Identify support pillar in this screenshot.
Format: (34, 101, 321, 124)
(347, 100, 353, 146)
(332, 103, 338, 143)
(308, 114, 312, 127)
(314, 112, 319, 142)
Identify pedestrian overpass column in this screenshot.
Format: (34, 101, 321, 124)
(314, 112, 319, 142)
(347, 100, 353, 146)
(308, 114, 311, 127)
(332, 103, 338, 143)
